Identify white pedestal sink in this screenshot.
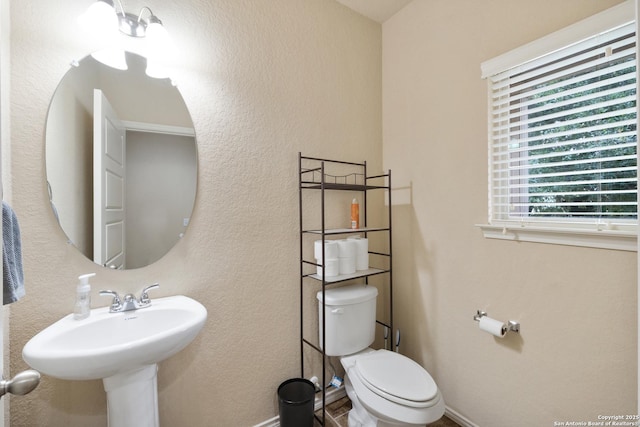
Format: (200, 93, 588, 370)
(22, 295, 207, 427)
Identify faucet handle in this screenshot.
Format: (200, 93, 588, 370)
(139, 283, 159, 305)
(99, 290, 122, 312)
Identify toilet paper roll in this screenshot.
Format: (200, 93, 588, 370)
(337, 239, 357, 258)
(338, 257, 356, 275)
(479, 316, 507, 338)
(348, 237, 369, 270)
(314, 240, 339, 261)
(317, 258, 339, 277)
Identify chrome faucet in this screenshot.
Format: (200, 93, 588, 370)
(99, 283, 160, 313)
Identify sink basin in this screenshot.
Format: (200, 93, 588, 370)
(23, 295, 207, 427)
(23, 295, 207, 380)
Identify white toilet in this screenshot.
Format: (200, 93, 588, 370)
(317, 284, 445, 427)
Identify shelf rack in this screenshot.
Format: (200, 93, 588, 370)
(298, 153, 393, 426)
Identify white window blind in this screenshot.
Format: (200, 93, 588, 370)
(486, 21, 637, 233)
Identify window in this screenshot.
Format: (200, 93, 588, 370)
(479, 2, 637, 251)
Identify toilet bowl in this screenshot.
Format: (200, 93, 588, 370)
(317, 285, 445, 427)
(341, 349, 445, 426)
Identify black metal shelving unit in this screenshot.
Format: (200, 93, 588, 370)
(298, 153, 393, 426)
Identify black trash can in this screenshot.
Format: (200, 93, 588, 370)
(278, 378, 315, 427)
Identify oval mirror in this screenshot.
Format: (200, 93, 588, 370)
(45, 51, 197, 270)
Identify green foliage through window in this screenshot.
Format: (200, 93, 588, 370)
(492, 28, 637, 224)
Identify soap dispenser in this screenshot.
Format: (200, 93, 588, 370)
(74, 273, 95, 320)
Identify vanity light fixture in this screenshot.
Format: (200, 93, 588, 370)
(78, 0, 172, 78)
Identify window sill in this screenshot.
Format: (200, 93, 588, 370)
(476, 224, 637, 252)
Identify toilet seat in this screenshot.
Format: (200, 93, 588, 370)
(343, 349, 446, 426)
(354, 350, 438, 408)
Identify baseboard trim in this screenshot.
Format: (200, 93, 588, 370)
(253, 387, 347, 427)
(445, 406, 479, 427)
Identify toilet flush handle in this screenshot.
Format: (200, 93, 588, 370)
(331, 308, 344, 315)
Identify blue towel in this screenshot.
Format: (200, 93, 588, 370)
(3, 202, 24, 304)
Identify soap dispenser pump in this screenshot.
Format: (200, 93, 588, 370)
(74, 273, 96, 320)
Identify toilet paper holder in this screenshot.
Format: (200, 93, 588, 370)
(473, 310, 520, 334)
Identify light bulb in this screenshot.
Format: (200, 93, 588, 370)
(91, 48, 128, 71)
(80, 1, 127, 70)
(145, 59, 169, 79)
(145, 21, 171, 56)
(78, 0, 118, 36)
(144, 19, 172, 79)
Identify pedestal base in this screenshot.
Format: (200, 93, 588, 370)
(102, 364, 159, 427)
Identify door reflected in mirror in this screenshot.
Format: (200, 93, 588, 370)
(45, 51, 197, 270)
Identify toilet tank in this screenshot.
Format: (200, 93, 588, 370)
(316, 284, 378, 356)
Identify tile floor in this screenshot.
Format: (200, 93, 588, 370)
(314, 396, 460, 427)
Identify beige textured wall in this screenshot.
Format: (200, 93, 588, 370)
(7, 0, 381, 425)
(383, 1, 637, 426)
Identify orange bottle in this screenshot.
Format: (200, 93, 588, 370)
(351, 198, 359, 229)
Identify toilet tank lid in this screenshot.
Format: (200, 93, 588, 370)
(316, 285, 378, 306)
